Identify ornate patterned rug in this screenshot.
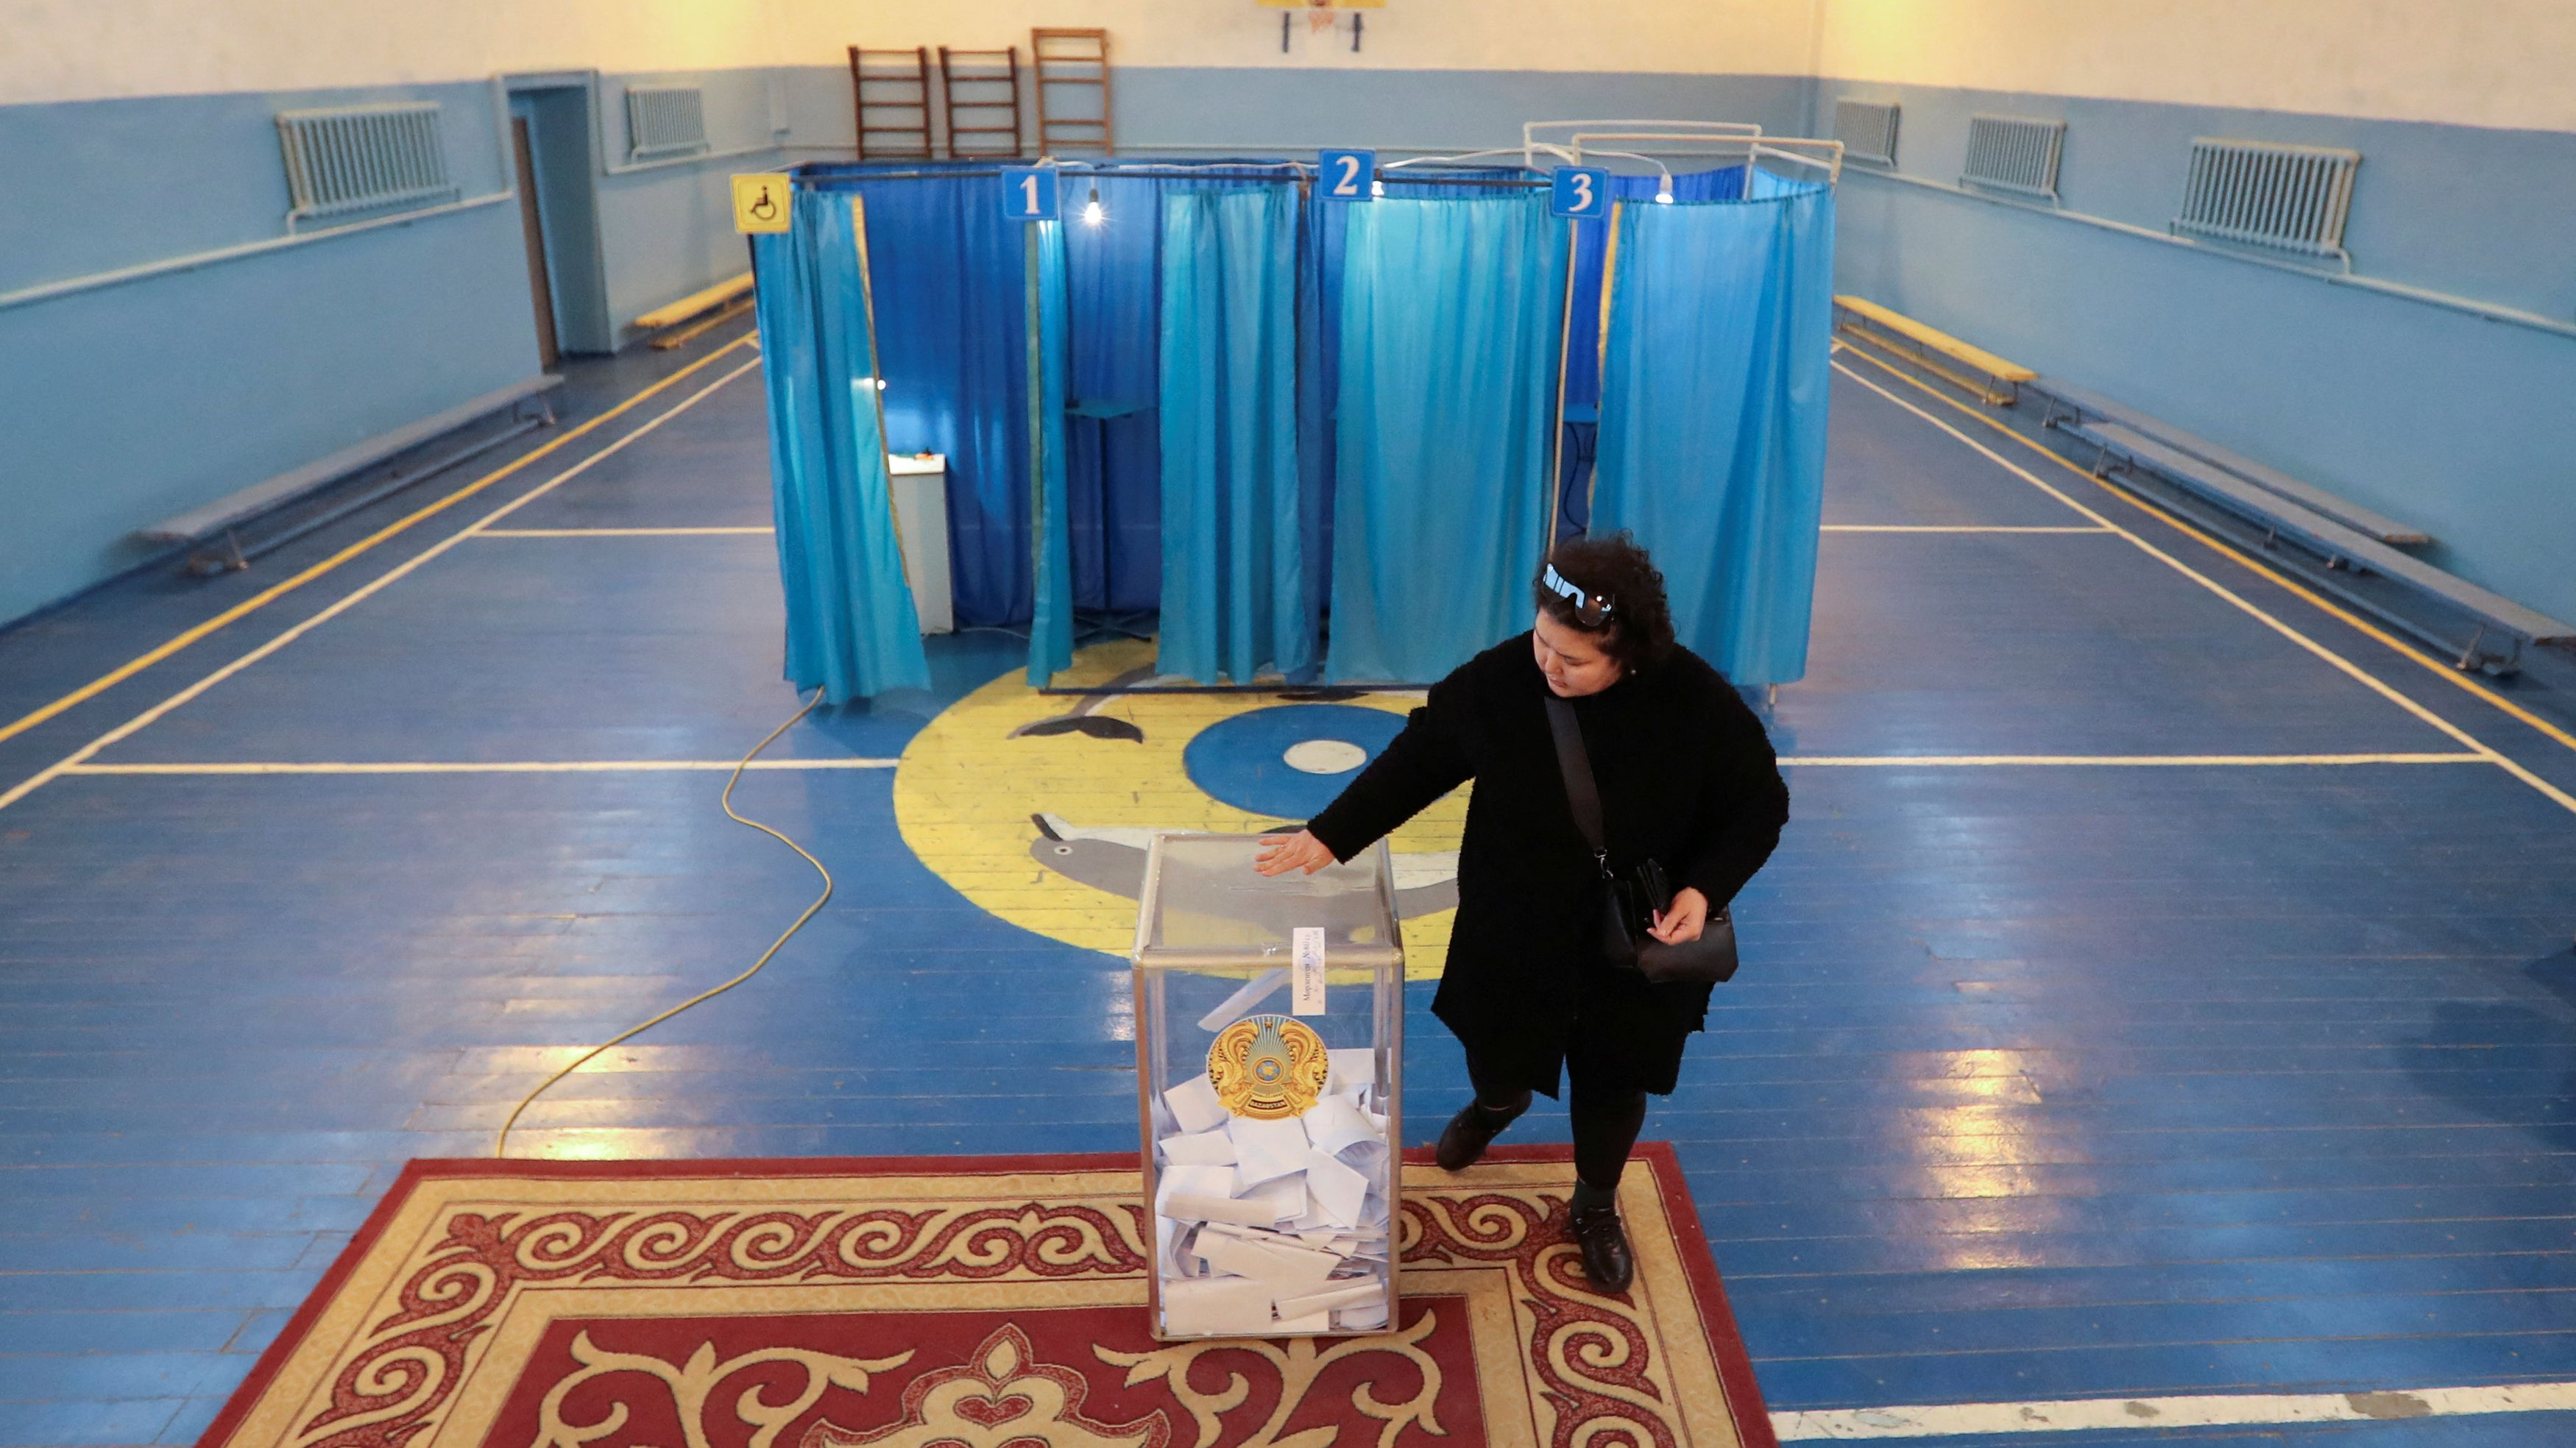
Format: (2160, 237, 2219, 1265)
(201, 1143, 1772, 1448)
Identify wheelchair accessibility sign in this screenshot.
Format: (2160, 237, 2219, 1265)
(732, 174, 792, 233)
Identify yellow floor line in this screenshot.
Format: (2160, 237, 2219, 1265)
(1836, 344, 2576, 762)
(477, 527, 774, 538)
(63, 758, 896, 775)
(0, 334, 759, 751)
(1821, 524, 2113, 534)
(0, 357, 763, 817)
(1834, 355, 2576, 820)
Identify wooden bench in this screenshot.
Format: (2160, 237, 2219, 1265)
(2029, 377, 2430, 547)
(1833, 295, 2037, 405)
(143, 375, 561, 573)
(634, 272, 755, 350)
(2064, 416, 2572, 671)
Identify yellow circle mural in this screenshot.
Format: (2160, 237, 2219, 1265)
(894, 639, 1466, 977)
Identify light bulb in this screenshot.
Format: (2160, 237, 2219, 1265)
(1655, 187, 1674, 205)
(1370, 178, 1384, 197)
(1082, 187, 1103, 227)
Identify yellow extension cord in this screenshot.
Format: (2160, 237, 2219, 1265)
(495, 690, 834, 1157)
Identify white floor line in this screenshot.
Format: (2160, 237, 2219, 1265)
(1820, 524, 2112, 534)
(62, 759, 896, 776)
(1781, 752, 2486, 767)
(1831, 358, 2576, 821)
(476, 526, 774, 537)
(1774, 1380, 2576, 1440)
(0, 356, 764, 817)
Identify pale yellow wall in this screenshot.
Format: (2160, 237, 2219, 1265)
(0, 0, 793, 104)
(14, 0, 2572, 132)
(1814, 0, 2576, 132)
(0, 0, 1819, 106)
(774, 0, 1815, 75)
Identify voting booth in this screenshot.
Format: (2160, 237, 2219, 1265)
(1131, 833, 1404, 1340)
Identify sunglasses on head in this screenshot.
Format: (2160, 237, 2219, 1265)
(1541, 564, 1616, 627)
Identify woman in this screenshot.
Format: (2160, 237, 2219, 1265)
(1256, 534, 1788, 1291)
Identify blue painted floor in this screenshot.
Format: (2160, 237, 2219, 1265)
(1, 324, 2574, 1445)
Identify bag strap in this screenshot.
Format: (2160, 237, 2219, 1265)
(1541, 695, 1612, 875)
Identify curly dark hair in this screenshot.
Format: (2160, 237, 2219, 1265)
(1532, 532, 1675, 669)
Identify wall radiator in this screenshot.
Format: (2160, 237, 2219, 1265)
(2171, 138, 2361, 263)
(1962, 114, 2066, 199)
(275, 103, 459, 224)
(1833, 99, 1900, 167)
(626, 85, 710, 162)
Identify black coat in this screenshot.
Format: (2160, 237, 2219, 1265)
(1307, 634, 1788, 1096)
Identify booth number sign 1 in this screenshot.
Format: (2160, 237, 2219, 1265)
(1001, 168, 1058, 221)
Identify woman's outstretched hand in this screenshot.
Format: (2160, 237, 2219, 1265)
(1648, 887, 1708, 945)
(1255, 830, 1335, 877)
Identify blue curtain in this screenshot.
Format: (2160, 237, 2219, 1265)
(819, 163, 1297, 625)
(1156, 187, 1306, 684)
(1327, 193, 1567, 683)
(838, 166, 1032, 628)
(1298, 168, 1530, 655)
(1026, 219, 1076, 684)
(1565, 165, 1747, 411)
(1591, 179, 1836, 686)
(1060, 171, 1167, 614)
(749, 191, 931, 701)
(1556, 166, 1750, 539)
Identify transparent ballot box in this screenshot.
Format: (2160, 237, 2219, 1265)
(1132, 832, 1404, 1340)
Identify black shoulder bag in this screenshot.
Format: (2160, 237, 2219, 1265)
(1542, 694, 1740, 985)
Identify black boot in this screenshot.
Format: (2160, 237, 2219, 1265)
(1568, 1203, 1634, 1293)
(1435, 1096, 1525, 1171)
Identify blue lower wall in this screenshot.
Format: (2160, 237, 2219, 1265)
(0, 203, 537, 622)
(1815, 78, 2576, 627)
(593, 68, 791, 332)
(0, 79, 539, 626)
(0, 71, 790, 628)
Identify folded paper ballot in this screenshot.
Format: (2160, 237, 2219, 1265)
(1160, 1129, 1237, 1166)
(1195, 1229, 1340, 1293)
(1335, 1299, 1390, 1331)
(1157, 1216, 1193, 1278)
(1161, 1277, 1275, 1337)
(1303, 1146, 1369, 1227)
(1154, 1163, 1236, 1217)
(1325, 1048, 1376, 1096)
(1163, 1191, 1277, 1228)
(1303, 1097, 1380, 1158)
(1276, 1281, 1387, 1320)
(1164, 1075, 1228, 1135)
(1228, 1115, 1310, 1190)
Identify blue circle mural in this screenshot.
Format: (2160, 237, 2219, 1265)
(1180, 704, 1406, 820)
